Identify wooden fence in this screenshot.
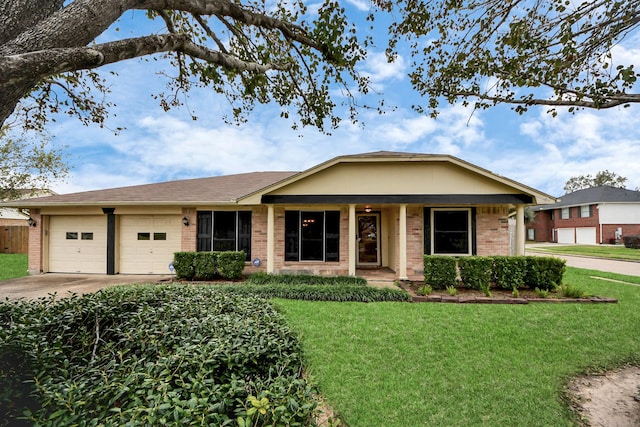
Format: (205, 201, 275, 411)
(1, 226, 28, 254)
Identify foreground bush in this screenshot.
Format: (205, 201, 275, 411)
(0, 286, 317, 426)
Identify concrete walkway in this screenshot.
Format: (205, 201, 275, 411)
(0, 273, 173, 300)
(526, 245, 639, 277)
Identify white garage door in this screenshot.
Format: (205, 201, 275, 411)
(49, 216, 107, 273)
(119, 215, 181, 274)
(557, 228, 575, 244)
(576, 227, 597, 245)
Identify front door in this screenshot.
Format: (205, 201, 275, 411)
(357, 213, 380, 266)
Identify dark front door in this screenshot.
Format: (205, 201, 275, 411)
(357, 213, 380, 266)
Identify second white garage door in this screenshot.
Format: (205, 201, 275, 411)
(576, 227, 596, 245)
(119, 215, 181, 274)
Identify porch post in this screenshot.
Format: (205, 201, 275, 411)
(516, 204, 525, 256)
(267, 205, 275, 273)
(348, 204, 356, 276)
(399, 204, 408, 280)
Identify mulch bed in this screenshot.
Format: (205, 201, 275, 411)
(399, 282, 618, 304)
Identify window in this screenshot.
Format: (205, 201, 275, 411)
(579, 205, 591, 218)
(81, 232, 94, 240)
(137, 232, 151, 241)
(153, 232, 167, 240)
(424, 208, 475, 255)
(196, 211, 251, 260)
(66, 232, 78, 240)
(285, 211, 340, 262)
(560, 208, 570, 219)
(527, 228, 535, 241)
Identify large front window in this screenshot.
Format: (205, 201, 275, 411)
(197, 211, 251, 260)
(285, 211, 340, 261)
(424, 208, 474, 255)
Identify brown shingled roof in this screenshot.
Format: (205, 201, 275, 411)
(9, 172, 297, 207)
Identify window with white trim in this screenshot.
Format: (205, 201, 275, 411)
(432, 208, 472, 255)
(579, 205, 591, 218)
(560, 208, 570, 219)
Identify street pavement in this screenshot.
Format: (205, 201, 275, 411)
(526, 245, 639, 277)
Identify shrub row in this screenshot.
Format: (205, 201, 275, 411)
(247, 272, 368, 287)
(423, 255, 566, 291)
(622, 234, 640, 249)
(212, 283, 411, 302)
(173, 251, 245, 280)
(0, 285, 317, 426)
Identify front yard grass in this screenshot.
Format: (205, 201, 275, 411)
(0, 254, 28, 280)
(527, 244, 640, 261)
(275, 267, 640, 426)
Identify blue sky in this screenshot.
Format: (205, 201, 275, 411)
(37, 2, 640, 197)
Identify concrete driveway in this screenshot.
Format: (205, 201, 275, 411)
(0, 274, 174, 300)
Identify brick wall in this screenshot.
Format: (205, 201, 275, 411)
(602, 224, 640, 244)
(475, 206, 510, 256)
(528, 210, 554, 242)
(244, 207, 268, 274)
(28, 210, 42, 274)
(180, 208, 197, 251)
(406, 206, 425, 280)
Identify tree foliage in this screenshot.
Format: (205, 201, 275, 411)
(0, 0, 371, 132)
(0, 130, 68, 200)
(563, 170, 628, 193)
(381, 0, 640, 116)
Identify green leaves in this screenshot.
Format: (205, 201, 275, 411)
(0, 286, 318, 426)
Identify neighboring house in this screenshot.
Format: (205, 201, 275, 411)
(1, 190, 55, 253)
(527, 186, 640, 244)
(3, 152, 555, 278)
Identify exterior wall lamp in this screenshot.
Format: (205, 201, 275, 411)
(182, 216, 190, 226)
(28, 217, 37, 227)
(364, 206, 372, 213)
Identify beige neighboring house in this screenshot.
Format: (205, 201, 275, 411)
(1, 190, 55, 254)
(3, 152, 555, 278)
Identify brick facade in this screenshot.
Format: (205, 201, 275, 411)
(180, 208, 197, 251)
(28, 209, 42, 275)
(475, 206, 511, 256)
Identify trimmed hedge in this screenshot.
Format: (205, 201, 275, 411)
(174, 251, 245, 280)
(491, 256, 527, 290)
(423, 256, 458, 289)
(458, 257, 492, 290)
(424, 255, 566, 291)
(524, 256, 566, 291)
(247, 272, 368, 287)
(0, 286, 317, 426)
(213, 283, 411, 302)
(622, 234, 640, 249)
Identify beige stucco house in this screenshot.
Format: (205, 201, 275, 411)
(5, 152, 555, 279)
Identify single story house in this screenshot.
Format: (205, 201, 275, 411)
(5, 152, 555, 279)
(527, 185, 640, 244)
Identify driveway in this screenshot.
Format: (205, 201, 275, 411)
(526, 245, 640, 277)
(0, 273, 174, 300)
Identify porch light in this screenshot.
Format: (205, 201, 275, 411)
(182, 216, 190, 226)
(28, 217, 37, 227)
(364, 206, 372, 213)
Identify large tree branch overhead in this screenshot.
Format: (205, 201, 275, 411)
(0, 0, 368, 131)
(386, 0, 640, 116)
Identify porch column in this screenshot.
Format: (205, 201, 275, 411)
(348, 204, 356, 276)
(516, 204, 525, 255)
(399, 204, 408, 280)
(267, 205, 275, 273)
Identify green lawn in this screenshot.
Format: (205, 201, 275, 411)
(275, 267, 640, 426)
(527, 244, 640, 261)
(0, 253, 28, 280)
